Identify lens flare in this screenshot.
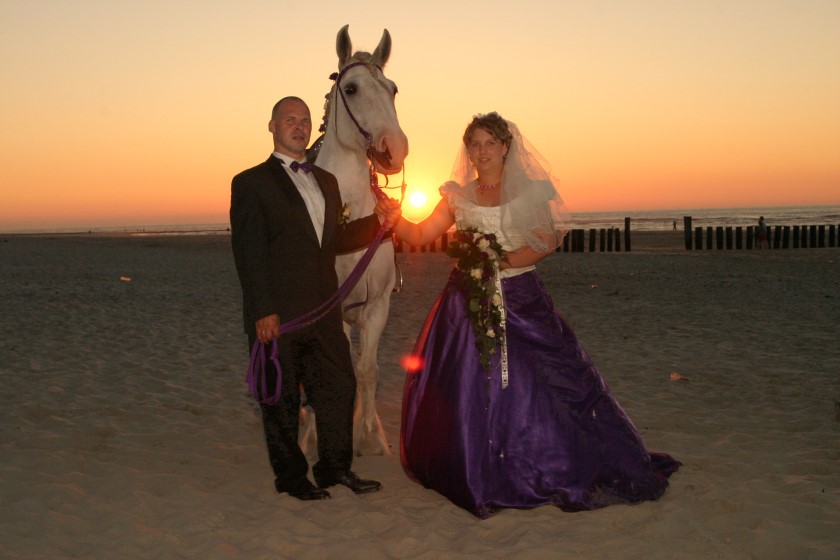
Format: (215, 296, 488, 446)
(400, 354, 424, 373)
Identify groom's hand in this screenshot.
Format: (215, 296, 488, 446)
(255, 314, 281, 343)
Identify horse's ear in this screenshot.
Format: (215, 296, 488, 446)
(372, 29, 391, 68)
(336, 24, 353, 68)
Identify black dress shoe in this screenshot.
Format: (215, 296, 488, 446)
(284, 480, 331, 501)
(317, 471, 382, 494)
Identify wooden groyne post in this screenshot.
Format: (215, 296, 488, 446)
(395, 218, 635, 254)
(683, 219, 839, 250)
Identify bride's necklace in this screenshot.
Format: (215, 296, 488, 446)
(477, 181, 500, 192)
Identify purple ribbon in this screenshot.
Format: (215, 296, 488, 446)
(246, 225, 389, 405)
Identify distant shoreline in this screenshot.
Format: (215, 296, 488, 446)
(0, 228, 231, 239)
(6, 229, 838, 255)
(3, 203, 837, 236)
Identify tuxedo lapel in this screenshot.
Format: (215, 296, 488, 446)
(313, 167, 338, 246)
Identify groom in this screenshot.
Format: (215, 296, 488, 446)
(230, 96, 400, 500)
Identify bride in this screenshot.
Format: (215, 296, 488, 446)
(391, 112, 680, 518)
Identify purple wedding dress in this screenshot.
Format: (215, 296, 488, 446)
(400, 200, 680, 519)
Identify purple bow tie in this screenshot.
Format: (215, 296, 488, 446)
(289, 160, 314, 174)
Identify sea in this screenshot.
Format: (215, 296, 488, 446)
(3, 205, 839, 235)
(568, 205, 840, 232)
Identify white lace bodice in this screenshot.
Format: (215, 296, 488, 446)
(449, 193, 535, 277)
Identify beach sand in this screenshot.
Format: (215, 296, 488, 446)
(1, 232, 838, 559)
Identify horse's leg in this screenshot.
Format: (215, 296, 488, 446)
(351, 246, 395, 456)
(298, 395, 318, 464)
(352, 294, 391, 456)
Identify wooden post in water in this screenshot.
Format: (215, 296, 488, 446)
(607, 228, 614, 252)
(829, 225, 836, 248)
(695, 227, 703, 250)
(746, 226, 754, 249)
(736, 227, 743, 249)
(706, 227, 713, 250)
(782, 226, 790, 249)
(715, 227, 724, 249)
(599, 228, 606, 252)
(589, 228, 596, 252)
(683, 216, 693, 250)
(725, 227, 733, 250)
(614, 228, 621, 252)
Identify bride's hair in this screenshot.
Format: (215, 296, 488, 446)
(462, 112, 513, 148)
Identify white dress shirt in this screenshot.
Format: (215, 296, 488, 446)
(273, 152, 326, 245)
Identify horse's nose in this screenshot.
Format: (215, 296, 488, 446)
(378, 131, 408, 163)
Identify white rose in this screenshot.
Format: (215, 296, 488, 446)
(471, 267, 483, 280)
(486, 328, 496, 338)
(477, 238, 490, 250)
(491, 293, 502, 306)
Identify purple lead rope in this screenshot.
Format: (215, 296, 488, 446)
(246, 224, 388, 405)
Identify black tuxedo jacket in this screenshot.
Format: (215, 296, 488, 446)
(230, 155, 381, 337)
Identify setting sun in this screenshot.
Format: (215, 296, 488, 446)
(400, 185, 440, 223)
(409, 191, 427, 208)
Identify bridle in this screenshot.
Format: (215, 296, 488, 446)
(319, 61, 407, 203)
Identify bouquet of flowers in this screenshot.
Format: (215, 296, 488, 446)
(446, 228, 506, 371)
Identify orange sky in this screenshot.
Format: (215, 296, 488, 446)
(1, 1, 838, 231)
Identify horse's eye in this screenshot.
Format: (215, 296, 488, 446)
(344, 84, 357, 95)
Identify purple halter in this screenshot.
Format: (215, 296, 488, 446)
(328, 61, 378, 148)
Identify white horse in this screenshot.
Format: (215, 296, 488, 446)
(302, 25, 408, 456)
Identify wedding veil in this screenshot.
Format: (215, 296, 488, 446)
(448, 114, 570, 252)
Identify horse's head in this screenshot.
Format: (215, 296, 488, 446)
(322, 25, 408, 176)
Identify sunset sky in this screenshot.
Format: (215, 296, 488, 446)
(1, 0, 838, 231)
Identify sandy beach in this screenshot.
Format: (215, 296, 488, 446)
(1, 232, 837, 559)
